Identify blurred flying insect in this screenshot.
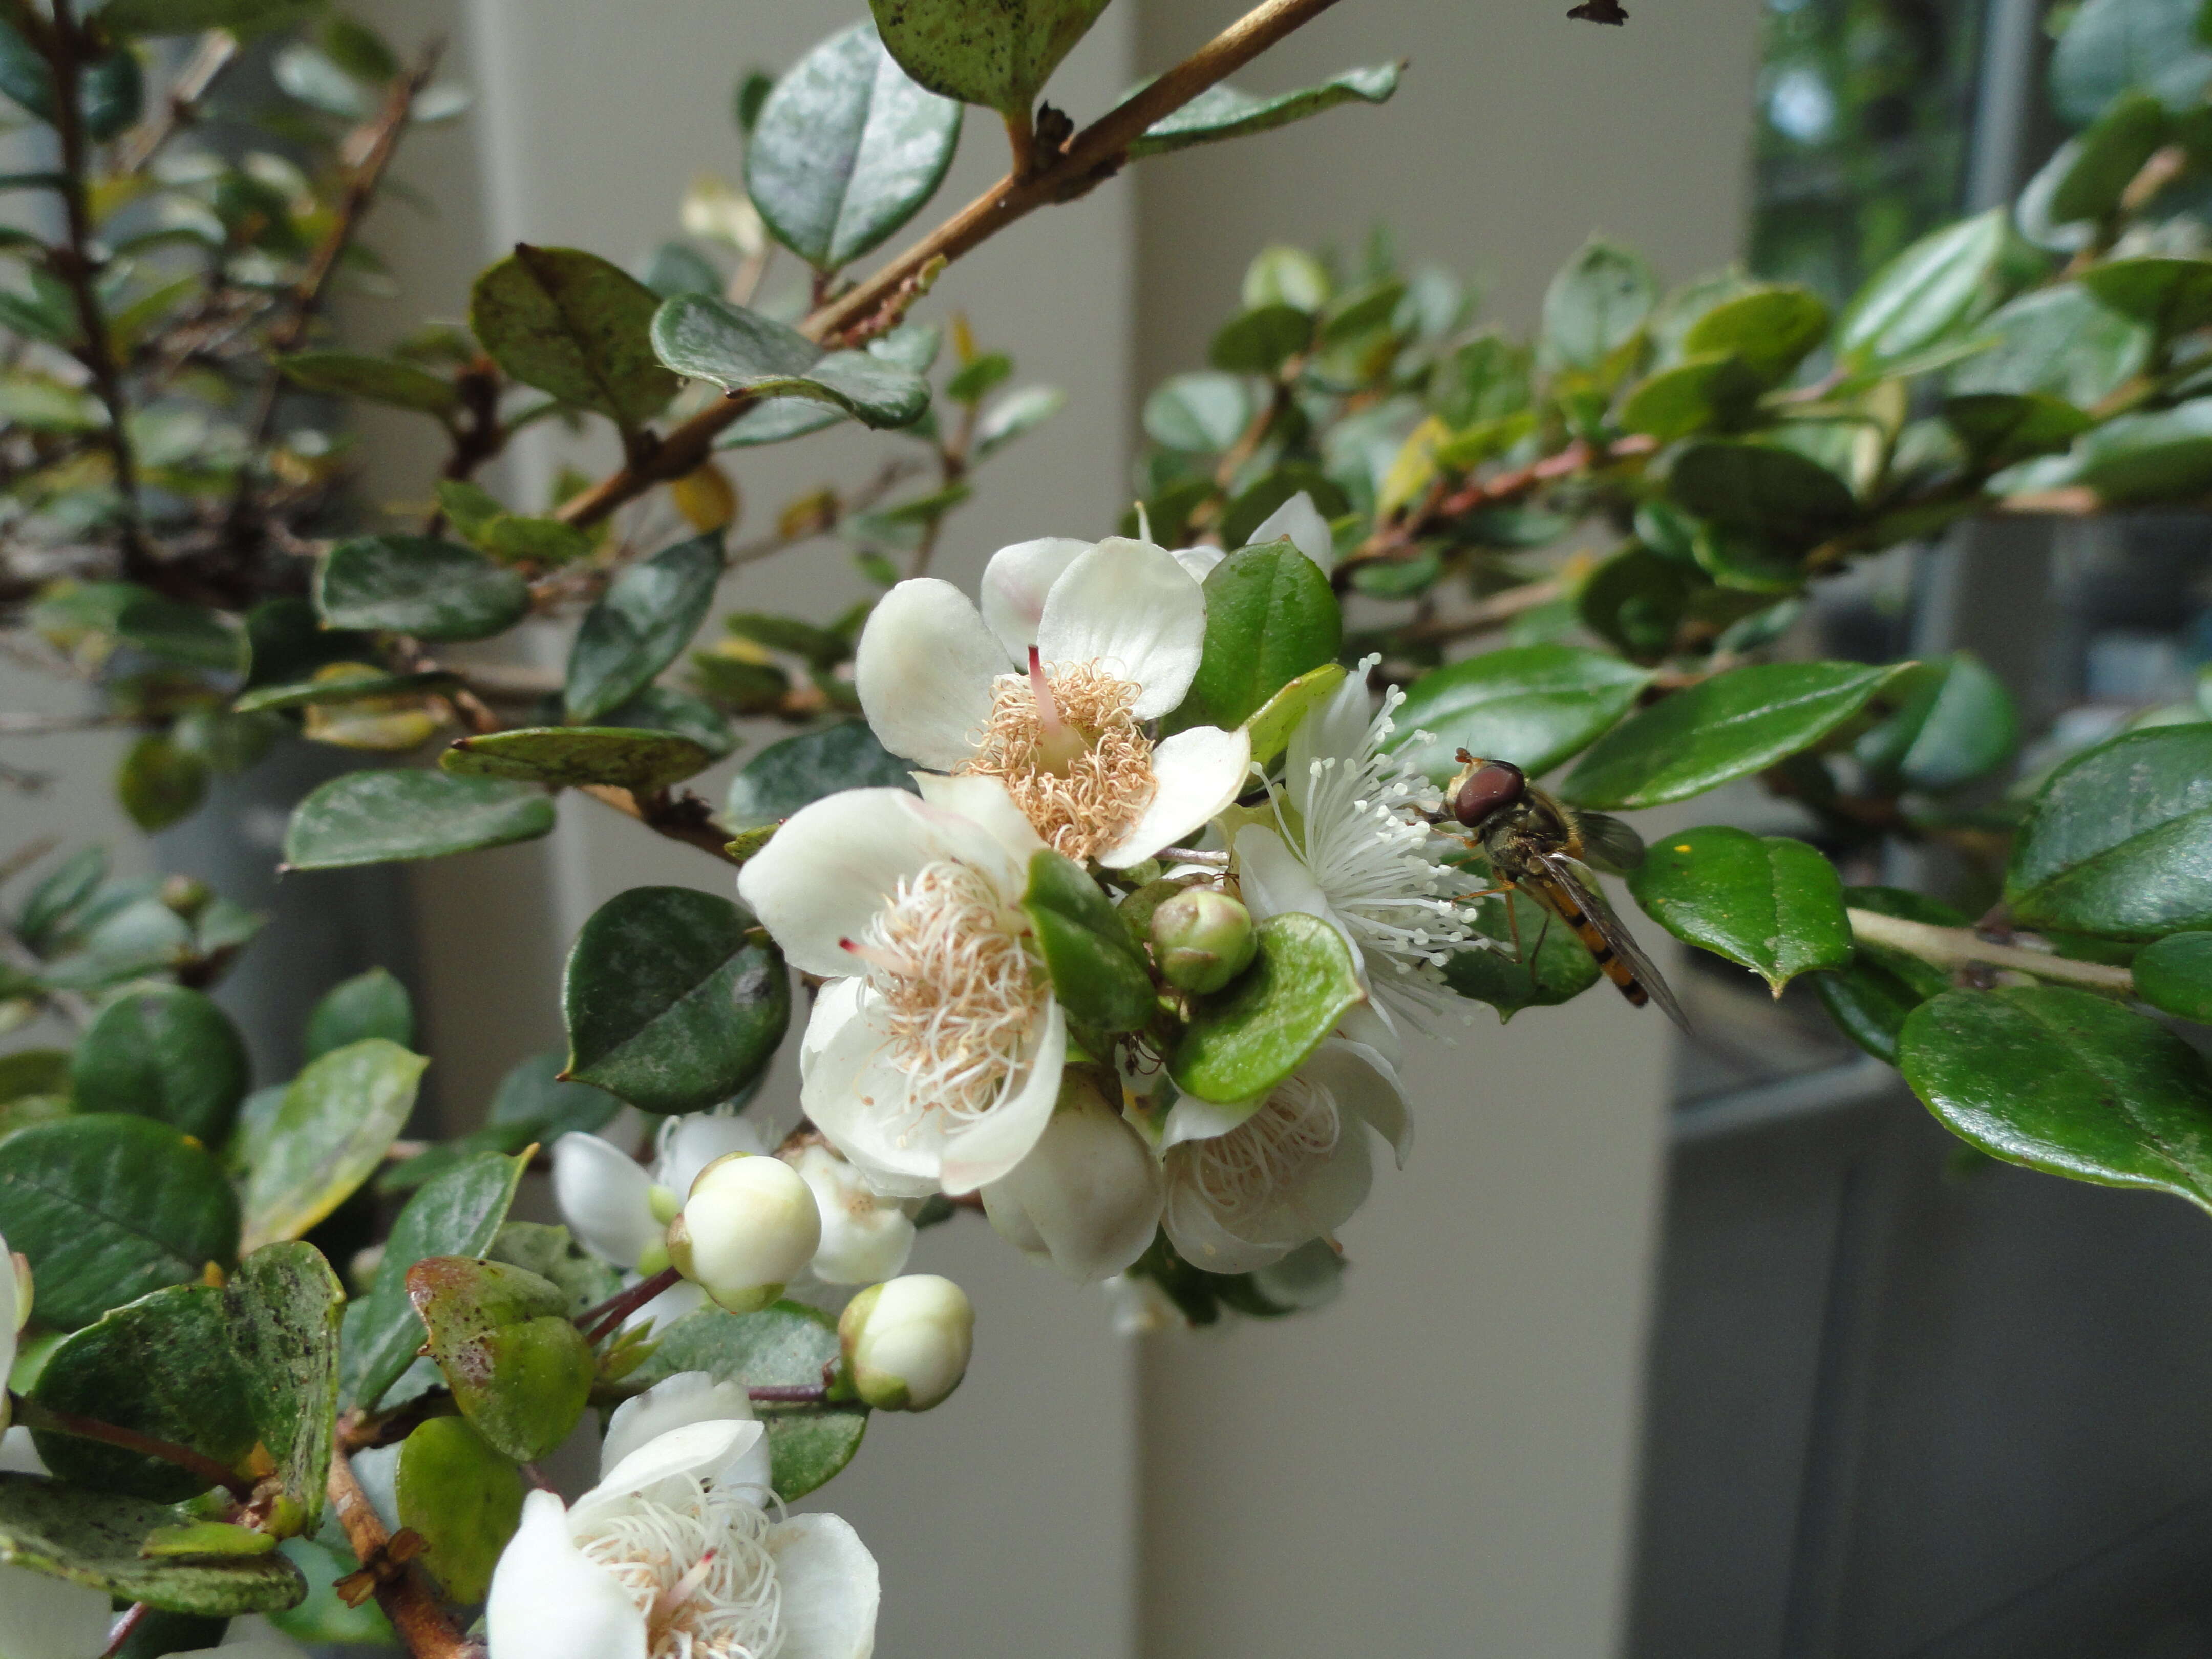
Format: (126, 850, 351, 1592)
(1434, 749, 1690, 1031)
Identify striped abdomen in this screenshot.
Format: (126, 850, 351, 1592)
(1525, 871, 1650, 1008)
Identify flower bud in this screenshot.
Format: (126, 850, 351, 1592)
(2, 1242, 28, 1433)
(666, 1153, 821, 1314)
(1150, 888, 1257, 994)
(837, 1275, 974, 1411)
(982, 1078, 1162, 1283)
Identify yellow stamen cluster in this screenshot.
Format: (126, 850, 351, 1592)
(960, 663, 1156, 862)
(1179, 1076, 1342, 1222)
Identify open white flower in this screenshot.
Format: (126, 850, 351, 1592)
(854, 536, 1250, 867)
(1161, 1040, 1411, 1273)
(790, 1144, 916, 1286)
(488, 1371, 875, 1659)
(0, 1428, 119, 1659)
(0, 1233, 26, 1433)
(982, 1076, 1163, 1283)
(1234, 655, 1480, 1050)
(1171, 490, 1335, 584)
(741, 776, 1064, 1197)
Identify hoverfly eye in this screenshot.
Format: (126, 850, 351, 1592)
(1452, 760, 1526, 827)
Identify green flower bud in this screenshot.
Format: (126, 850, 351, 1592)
(837, 1274, 974, 1411)
(1150, 887, 1257, 994)
(666, 1152, 821, 1314)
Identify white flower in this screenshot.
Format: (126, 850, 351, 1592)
(838, 1277, 973, 1412)
(1100, 1273, 1185, 1337)
(981, 1077, 1163, 1283)
(0, 1428, 118, 1659)
(1160, 1040, 1411, 1273)
(790, 1145, 915, 1286)
(853, 536, 1251, 867)
(741, 776, 1066, 1197)
(487, 1372, 875, 1659)
(1172, 490, 1336, 584)
(0, 1234, 26, 1433)
(1234, 655, 1480, 1049)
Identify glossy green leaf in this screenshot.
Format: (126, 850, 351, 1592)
(747, 22, 960, 270)
(0, 1116, 238, 1329)
(1853, 650, 2018, 791)
(486, 1052, 621, 1139)
(70, 985, 248, 1142)
(724, 720, 916, 828)
(1209, 304, 1312, 375)
(632, 1301, 866, 1499)
(1142, 371, 1253, 454)
(341, 1150, 529, 1411)
(2049, 0, 2212, 125)
(284, 770, 556, 871)
(599, 686, 737, 759)
(1390, 645, 1651, 783)
(2136, 931, 2212, 1022)
(1939, 392, 2091, 469)
(469, 245, 678, 434)
(1218, 466, 1348, 551)
(278, 352, 458, 416)
(1902, 986, 2212, 1209)
(1170, 913, 1363, 1105)
(1578, 543, 1694, 663)
(1560, 661, 1908, 810)
(1667, 440, 1857, 547)
(566, 533, 726, 722)
(241, 1039, 427, 1253)
(1023, 849, 1155, 1033)
(1838, 208, 2009, 367)
(716, 397, 850, 449)
(563, 887, 790, 1114)
(870, 0, 1110, 113)
(315, 536, 530, 642)
(408, 1256, 593, 1463)
(2080, 257, 2212, 339)
(233, 669, 460, 715)
(1948, 283, 2148, 405)
(1541, 239, 1656, 371)
(1128, 63, 1400, 158)
(264, 1534, 397, 1647)
(2047, 92, 2170, 223)
(651, 295, 928, 427)
(1627, 826, 1850, 992)
(442, 727, 716, 792)
(1679, 285, 1830, 382)
(117, 736, 207, 833)
(0, 1477, 304, 1615)
(395, 1417, 522, 1603)
(1441, 887, 1601, 1020)
(2007, 725, 2212, 939)
(226, 1243, 343, 1532)
(487, 1222, 623, 1317)
(1187, 540, 1342, 729)
(2067, 398, 2212, 501)
(1244, 662, 1348, 768)
(476, 513, 593, 566)
(974, 384, 1065, 458)
(1618, 354, 1764, 441)
(304, 967, 414, 1062)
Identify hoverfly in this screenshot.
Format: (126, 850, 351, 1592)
(1435, 749, 1690, 1031)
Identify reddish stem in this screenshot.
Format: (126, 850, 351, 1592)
(578, 1265, 684, 1344)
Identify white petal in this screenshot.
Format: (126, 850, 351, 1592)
(797, 1147, 917, 1286)
(980, 1086, 1162, 1282)
(576, 1419, 766, 1521)
(1336, 998, 1402, 1068)
(658, 1113, 771, 1199)
(1171, 545, 1225, 584)
(1288, 660, 1375, 781)
(854, 579, 1003, 769)
(737, 789, 969, 979)
(980, 537, 1090, 661)
(551, 1133, 659, 1271)
(1036, 538, 1205, 719)
(1162, 1174, 1280, 1274)
(1275, 1115, 1372, 1243)
(1247, 490, 1335, 570)
(1159, 1091, 1265, 1152)
(1097, 725, 1252, 868)
(801, 990, 940, 1190)
(801, 977, 867, 1082)
(768, 1513, 880, 1659)
(599, 1371, 755, 1482)
(1232, 824, 1364, 976)
(0, 1426, 45, 1475)
(487, 1491, 647, 1659)
(912, 773, 1044, 871)
(1304, 1039, 1413, 1167)
(938, 999, 1068, 1195)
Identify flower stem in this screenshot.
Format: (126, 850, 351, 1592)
(327, 1442, 478, 1659)
(99, 1602, 148, 1659)
(1846, 908, 2136, 995)
(10, 1394, 252, 1501)
(747, 1384, 832, 1405)
(578, 1265, 684, 1344)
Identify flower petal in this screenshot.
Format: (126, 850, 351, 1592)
(576, 1419, 767, 1520)
(551, 1133, 659, 1271)
(738, 789, 970, 978)
(658, 1113, 772, 1199)
(854, 579, 1003, 769)
(487, 1491, 647, 1659)
(938, 998, 1068, 1195)
(768, 1512, 881, 1659)
(1171, 545, 1225, 584)
(599, 1371, 755, 1483)
(1159, 1090, 1265, 1151)
(1036, 538, 1205, 719)
(796, 1146, 917, 1286)
(980, 537, 1090, 661)
(1248, 490, 1335, 571)
(1336, 998, 1402, 1067)
(801, 989, 942, 1195)
(1232, 824, 1365, 977)
(1097, 724, 1251, 868)
(912, 773, 1043, 872)
(1287, 657, 1376, 779)
(1303, 1039, 1413, 1167)
(1162, 1173, 1279, 1274)
(980, 1084, 1161, 1282)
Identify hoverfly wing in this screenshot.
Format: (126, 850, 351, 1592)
(1533, 850, 1692, 1034)
(1574, 811, 1648, 876)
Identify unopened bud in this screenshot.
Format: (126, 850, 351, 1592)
(159, 874, 211, 920)
(1150, 888, 1257, 994)
(837, 1274, 973, 1411)
(666, 1153, 821, 1314)
(983, 1078, 1162, 1283)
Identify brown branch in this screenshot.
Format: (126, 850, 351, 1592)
(578, 1264, 683, 1343)
(327, 1440, 478, 1659)
(99, 1602, 150, 1659)
(113, 30, 238, 175)
(554, 0, 1352, 531)
(1847, 909, 2136, 994)
(11, 1394, 252, 1501)
(1393, 577, 1565, 646)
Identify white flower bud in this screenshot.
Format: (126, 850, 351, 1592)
(791, 1144, 916, 1286)
(0, 1240, 24, 1435)
(982, 1078, 1163, 1283)
(837, 1275, 974, 1411)
(666, 1153, 821, 1314)
(1150, 887, 1257, 994)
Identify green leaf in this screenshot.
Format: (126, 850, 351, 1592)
(1938, 392, 2091, 469)
(1949, 283, 2149, 405)
(487, 1222, 623, 1317)
(304, 968, 414, 1061)
(1218, 465, 1348, 551)
(1578, 543, 1694, 663)
(225, 1243, 343, 1533)
(1901, 986, 2212, 1209)
(341, 1151, 528, 1411)
(69, 985, 248, 1143)
(1186, 539, 1342, 729)
(1390, 645, 1651, 783)
(1209, 304, 1313, 376)
(0, 1116, 238, 1329)
(631, 1301, 866, 1498)
(600, 686, 737, 759)
(724, 720, 915, 828)
(1627, 826, 1851, 992)
(651, 295, 929, 427)
(974, 384, 1064, 458)
(408, 1257, 593, 1463)
(395, 1417, 522, 1603)
(1243, 662, 1347, 768)
(477, 514, 594, 567)
(315, 535, 531, 642)
(1541, 240, 1656, 371)
(2066, 398, 2212, 501)
(2007, 725, 2212, 939)
(1441, 887, 1601, 1020)
(469, 245, 678, 434)
(2043, 92, 2170, 224)
(1142, 371, 1253, 454)
(442, 726, 716, 792)
(1128, 63, 1400, 158)
(1852, 650, 2019, 791)
(2079, 256, 2212, 340)
(1169, 913, 1363, 1104)
(563, 887, 791, 1114)
(746, 22, 960, 271)
(278, 352, 458, 417)
(0, 1050, 68, 1105)
(2136, 931, 2212, 1022)
(0, 1477, 304, 1615)
(1560, 661, 1909, 810)
(1022, 849, 1155, 1033)
(2049, 0, 2212, 125)
(486, 1051, 620, 1139)
(870, 0, 1111, 114)
(1618, 353, 1764, 441)
(240, 1039, 428, 1253)
(565, 533, 726, 722)
(97, 0, 320, 33)
(117, 736, 208, 834)
(1667, 440, 1857, 547)
(1838, 208, 2010, 367)
(233, 669, 460, 715)
(1678, 285, 1830, 383)
(715, 396, 850, 449)
(109, 593, 243, 673)
(283, 771, 557, 871)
